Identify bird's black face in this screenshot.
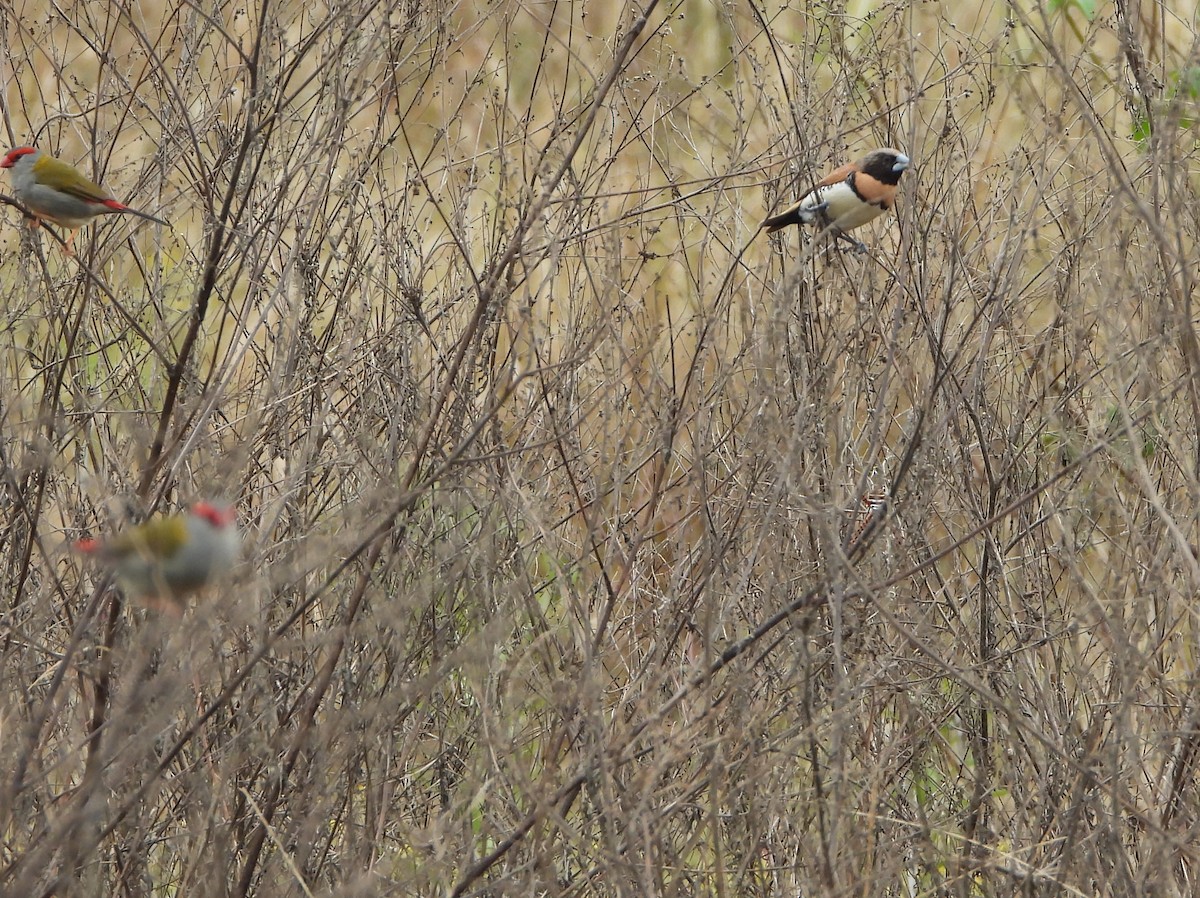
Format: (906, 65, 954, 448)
(860, 150, 910, 185)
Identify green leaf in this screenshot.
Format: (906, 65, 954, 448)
(1131, 115, 1152, 143)
(1173, 66, 1200, 98)
(1046, 0, 1096, 19)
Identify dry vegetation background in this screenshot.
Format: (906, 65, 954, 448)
(1, 0, 1200, 894)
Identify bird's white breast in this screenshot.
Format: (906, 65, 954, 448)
(802, 181, 886, 232)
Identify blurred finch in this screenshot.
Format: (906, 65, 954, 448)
(74, 502, 240, 613)
(762, 147, 910, 250)
(1, 146, 166, 254)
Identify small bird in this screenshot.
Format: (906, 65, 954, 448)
(74, 502, 240, 613)
(762, 147, 910, 250)
(1, 146, 166, 254)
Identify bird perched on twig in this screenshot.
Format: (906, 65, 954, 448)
(762, 147, 910, 251)
(74, 502, 240, 614)
(1, 146, 166, 255)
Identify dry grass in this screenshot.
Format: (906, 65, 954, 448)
(2, 0, 1200, 894)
